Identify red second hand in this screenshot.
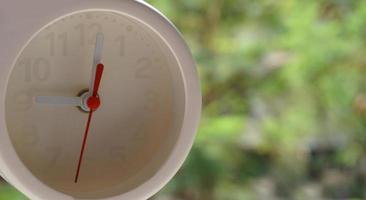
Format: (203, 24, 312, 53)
(75, 63, 104, 183)
(74, 111, 94, 183)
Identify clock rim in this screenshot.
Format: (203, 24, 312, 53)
(0, 0, 201, 200)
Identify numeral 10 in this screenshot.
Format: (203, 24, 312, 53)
(20, 58, 51, 82)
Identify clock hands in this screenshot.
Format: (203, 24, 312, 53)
(34, 32, 105, 183)
(35, 32, 105, 110)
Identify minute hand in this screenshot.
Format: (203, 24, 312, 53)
(89, 32, 104, 96)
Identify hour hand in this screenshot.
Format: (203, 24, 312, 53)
(35, 96, 82, 106)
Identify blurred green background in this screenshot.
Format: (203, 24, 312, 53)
(2, 0, 366, 199)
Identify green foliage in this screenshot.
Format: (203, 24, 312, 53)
(147, 0, 366, 199)
(0, 185, 28, 200)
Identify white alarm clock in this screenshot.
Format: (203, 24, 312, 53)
(0, 0, 201, 199)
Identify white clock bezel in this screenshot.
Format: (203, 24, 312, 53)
(0, 0, 201, 200)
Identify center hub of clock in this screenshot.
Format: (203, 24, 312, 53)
(79, 91, 101, 112)
(86, 96, 101, 111)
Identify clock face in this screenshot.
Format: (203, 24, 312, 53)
(5, 10, 185, 198)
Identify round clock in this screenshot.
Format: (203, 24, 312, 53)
(0, 0, 201, 199)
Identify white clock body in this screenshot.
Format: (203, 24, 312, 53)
(0, 0, 201, 199)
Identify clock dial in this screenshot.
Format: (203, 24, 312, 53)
(5, 10, 185, 198)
